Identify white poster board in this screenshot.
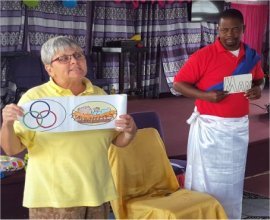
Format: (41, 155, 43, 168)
(224, 73, 252, 94)
(19, 94, 127, 132)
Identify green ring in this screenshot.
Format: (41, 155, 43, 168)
(23, 111, 43, 129)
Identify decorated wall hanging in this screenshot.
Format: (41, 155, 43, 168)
(23, 0, 39, 8)
(62, 0, 77, 8)
(114, 0, 190, 9)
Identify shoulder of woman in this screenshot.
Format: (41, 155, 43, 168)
(93, 85, 107, 95)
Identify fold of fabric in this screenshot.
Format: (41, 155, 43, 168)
(185, 110, 249, 219)
(207, 44, 261, 91)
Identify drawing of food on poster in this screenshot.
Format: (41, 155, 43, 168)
(72, 101, 117, 126)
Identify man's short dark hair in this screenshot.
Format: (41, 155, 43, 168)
(219, 9, 244, 24)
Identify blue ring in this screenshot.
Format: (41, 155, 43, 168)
(29, 100, 50, 119)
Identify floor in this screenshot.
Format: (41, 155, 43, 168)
(128, 87, 270, 157)
(109, 172, 270, 219)
(242, 171, 270, 219)
(108, 192, 270, 219)
(109, 199, 269, 219)
(242, 192, 270, 219)
(127, 87, 270, 219)
(127, 86, 270, 219)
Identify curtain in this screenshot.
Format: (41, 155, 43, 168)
(1, 1, 26, 109)
(90, 1, 189, 97)
(0, 0, 88, 108)
(135, 2, 189, 97)
(160, 21, 217, 95)
(26, 1, 87, 54)
(0, 1, 25, 53)
(114, 0, 191, 9)
(90, 1, 136, 95)
(1, 0, 218, 98)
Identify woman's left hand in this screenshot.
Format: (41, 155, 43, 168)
(113, 114, 137, 147)
(115, 114, 137, 134)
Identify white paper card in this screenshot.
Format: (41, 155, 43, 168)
(19, 94, 127, 132)
(224, 73, 252, 94)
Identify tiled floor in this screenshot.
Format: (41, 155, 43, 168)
(242, 171, 270, 219)
(244, 172, 269, 198)
(242, 191, 270, 219)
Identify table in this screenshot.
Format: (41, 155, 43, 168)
(1, 170, 29, 219)
(92, 46, 148, 95)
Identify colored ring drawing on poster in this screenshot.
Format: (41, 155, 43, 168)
(22, 99, 66, 131)
(23, 102, 57, 129)
(23, 111, 44, 129)
(36, 110, 57, 128)
(30, 100, 50, 119)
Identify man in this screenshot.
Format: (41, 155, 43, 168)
(173, 9, 264, 219)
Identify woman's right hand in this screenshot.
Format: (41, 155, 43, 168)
(2, 104, 24, 126)
(1, 104, 25, 155)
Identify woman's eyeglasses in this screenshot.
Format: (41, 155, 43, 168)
(51, 52, 85, 64)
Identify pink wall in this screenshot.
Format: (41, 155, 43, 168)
(231, 2, 269, 55)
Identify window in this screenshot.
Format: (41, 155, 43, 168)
(190, 0, 225, 23)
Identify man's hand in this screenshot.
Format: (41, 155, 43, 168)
(173, 81, 229, 103)
(244, 86, 261, 100)
(204, 90, 229, 103)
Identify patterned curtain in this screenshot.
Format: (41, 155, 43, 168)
(0, 1, 88, 109)
(1, 1, 26, 110)
(0, 1, 25, 53)
(161, 21, 217, 95)
(26, 1, 87, 54)
(90, 1, 189, 97)
(1, 0, 218, 99)
(90, 1, 136, 94)
(114, 0, 191, 9)
(136, 2, 189, 97)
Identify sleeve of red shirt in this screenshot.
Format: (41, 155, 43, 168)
(252, 60, 265, 80)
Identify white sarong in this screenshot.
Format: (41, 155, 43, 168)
(185, 108, 249, 220)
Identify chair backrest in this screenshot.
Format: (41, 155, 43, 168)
(8, 54, 46, 90)
(129, 111, 164, 139)
(129, 111, 187, 188)
(108, 128, 179, 218)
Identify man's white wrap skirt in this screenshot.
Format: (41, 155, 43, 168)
(185, 108, 249, 220)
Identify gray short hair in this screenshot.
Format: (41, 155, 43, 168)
(41, 36, 83, 65)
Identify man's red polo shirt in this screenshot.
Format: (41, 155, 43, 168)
(174, 39, 264, 117)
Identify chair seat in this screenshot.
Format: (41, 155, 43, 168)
(125, 189, 227, 219)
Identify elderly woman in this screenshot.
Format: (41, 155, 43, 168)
(1, 36, 137, 219)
